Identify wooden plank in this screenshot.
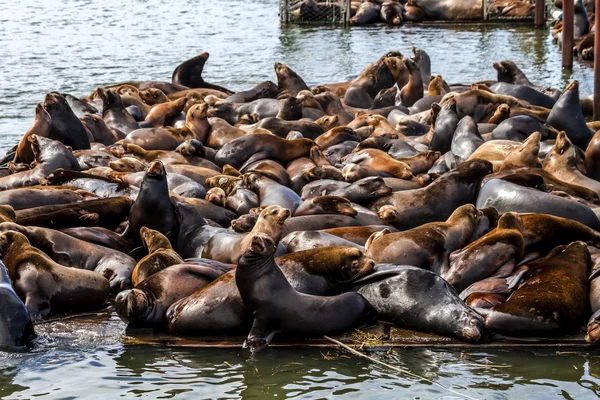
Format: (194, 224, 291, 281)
(563, 0, 574, 69)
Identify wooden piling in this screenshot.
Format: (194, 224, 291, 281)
(594, 0, 600, 120)
(562, 0, 574, 69)
(534, 0, 545, 27)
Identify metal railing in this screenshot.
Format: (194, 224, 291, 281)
(281, 0, 351, 24)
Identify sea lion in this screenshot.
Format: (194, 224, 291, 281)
(115, 261, 232, 327)
(301, 176, 392, 204)
(15, 104, 52, 164)
(80, 114, 126, 145)
(0, 136, 80, 191)
(235, 234, 375, 352)
(344, 53, 399, 108)
(125, 161, 177, 243)
(96, 88, 140, 135)
(201, 205, 290, 264)
(399, 58, 423, 107)
(353, 265, 484, 342)
(0, 186, 96, 210)
(476, 179, 600, 229)
(518, 213, 600, 253)
(171, 52, 232, 94)
(142, 97, 187, 127)
(585, 129, 600, 181)
(293, 196, 357, 217)
(451, 116, 484, 162)
(499, 131, 541, 171)
(243, 172, 302, 213)
(108, 157, 146, 172)
(546, 81, 593, 149)
(176, 197, 237, 228)
(485, 242, 590, 334)
(17, 207, 99, 230)
(61, 226, 134, 254)
(365, 204, 481, 275)
(342, 149, 413, 179)
(0, 231, 109, 320)
(489, 82, 556, 109)
(350, 0, 381, 25)
(224, 81, 278, 103)
(429, 98, 459, 153)
(443, 212, 525, 292)
(43, 169, 140, 200)
(0, 260, 34, 349)
(275, 62, 309, 100)
(491, 115, 557, 142)
(242, 159, 290, 187)
(369, 160, 492, 230)
(411, 0, 483, 19)
(282, 230, 365, 252)
(74, 149, 118, 169)
(132, 227, 184, 286)
(215, 134, 313, 169)
(42, 92, 91, 150)
(543, 132, 600, 195)
(411, 46, 431, 85)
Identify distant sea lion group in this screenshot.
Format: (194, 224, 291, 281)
(1, 47, 600, 353)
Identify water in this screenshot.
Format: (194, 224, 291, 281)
(0, 0, 599, 398)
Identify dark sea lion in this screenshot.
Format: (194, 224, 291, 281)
(15, 104, 52, 164)
(350, 0, 381, 24)
(0, 260, 34, 349)
(543, 132, 600, 195)
(15, 197, 132, 231)
(18, 207, 99, 230)
(321, 225, 398, 245)
(444, 212, 525, 292)
(236, 234, 375, 352)
(118, 170, 206, 199)
(61, 226, 134, 254)
(74, 149, 118, 169)
(282, 230, 365, 252)
(369, 160, 492, 230)
(585, 129, 600, 181)
(485, 242, 590, 334)
(243, 172, 302, 213)
(451, 116, 484, 162)
(411, 46, 431, 85)
(215, 134, 313, 169)
(42, 92, 91, 150)
(172, 53, 232, 94)
(281, 215, 361, 237)
(491, 115, 557, 142)
(132, 227, 184, 286)
(43, 169, 139, 200)
(344, 53, 398, 108)
(125, 161, 177, 243)
(293, 196, 357, 217)
(176, 197, 237, 228)
(546, 81, 593, 149)
(365, 204, 481, 275)
(0, 186, 96, 210)
(0, 231, 109, 320)
(202, 205, 290, 264)
(301, 176, 392, 204)
(519, 213, 600, 253)
(493, 60, 533, 86)
(225, 81, 278, 103)
(0, 136, 80, 191)
(0, 222, 134, 292)
(489, 82, 556, 109)
(275, 62, 309, 100)
(80, 114, 124, 145)
(254, 118, 323, 140)
(242, 159, 290, 186)
(353, 265, 484, 342)
(116, 262, 232, 327)
(96, 88, 140, 135)
(429, 98, 459, 153)
(476, 179, 600, 229)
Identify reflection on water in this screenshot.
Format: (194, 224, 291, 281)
(0, 0, 599, 398)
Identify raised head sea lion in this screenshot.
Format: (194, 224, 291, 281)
(171, 52, 233, 94)
(42, 92, 91, 150)
(14, 104, 52, 164)
(132, 227, 184, 286)
(236, 234, 375, 352)
(96, 88, 140, 135)
(546, 81, 593, 149)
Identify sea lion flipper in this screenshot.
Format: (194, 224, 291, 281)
(243, 318, 277, 353)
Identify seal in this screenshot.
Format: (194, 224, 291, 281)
(115, 261, 233, 327)
(369, 159, 492, 230)
(443, 212, 525, 292)
(201, 205, 290, 264)
(0, 135, 80, 191)
(131, 227, 184, 286)
(42, 92, 91, 150)
(353, 265, 484, 342)
(235, 234, 375, 352)
(14, 103, 52, 164)
(125, 161, 177, 243)
(485, 241, 590, 334)
(364, 204, 481, 275)
(0, 231, 110, 320)
(429, 98, 459, 153)
(0, 260, 34, 349)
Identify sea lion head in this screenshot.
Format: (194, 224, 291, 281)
(338, 247, 375, 282)
(140, 226, 172, 254)
(315, 115, 339, 131)
(455, 310, 484, 343)
(239, 233, 277, 268)
(301, 165, 343, 182)
(351, 177, 392, 199)
(138, 88, 167, 105)
(377, 205, 398, 223)
(114, 288, 153, 324)
(273, 62, 291, 79)
(43, 92, 69, 113)
(231, 213, 258, 233)
(205, 187, 227, 207)
(186, 103, 208, 123)
(0, 231, 29, 259)
(95, 88, 122, 110)
(206, 101, 234, 119)
(176, 139, 205, 158)
(304, 196, 358, 217)
(145, 160, 166, 180)
(258, 205, 291, 229)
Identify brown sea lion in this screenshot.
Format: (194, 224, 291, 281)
(341, 149, 412, 179)
(399, 58, 423, 107)
(485, 242, 590, 334)
(499, 131, 541, 171)
(293, 196, 357, 217)
(143, 97, 187, 127)
(14, 104, 52, 164)
(131, 227, 184, 286)
(585, 128, 600, 181)
(444, 212, 525, 292)
(108, 157, 147, 172)
(0, 231, 109, 320)
(0, 186, 96, 210)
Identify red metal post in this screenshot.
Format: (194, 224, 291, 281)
(562, 0, 574, 69)
(534, 0, 545, 27)
(594, 0, 600, 120)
